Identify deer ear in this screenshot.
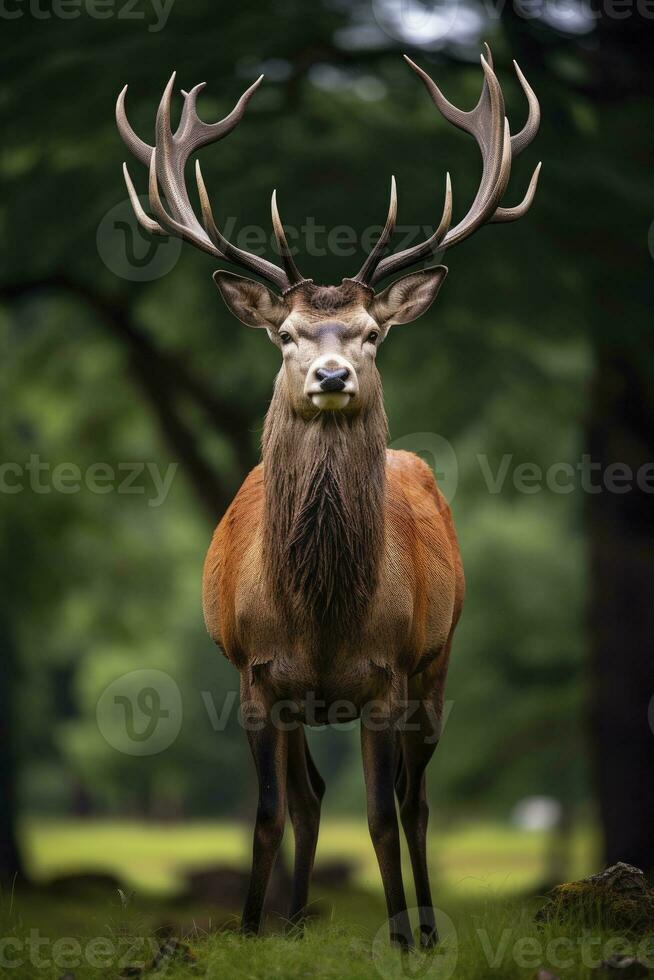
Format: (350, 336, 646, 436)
(213, 271, 288, 329)
(369, 266, 448, 329)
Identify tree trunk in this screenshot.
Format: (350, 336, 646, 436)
(588, 350, 654, 875)
(586, 15, 654, 877)
(0, 608, 25, 881)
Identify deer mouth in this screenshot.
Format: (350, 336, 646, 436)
(310, 392, 351, 411)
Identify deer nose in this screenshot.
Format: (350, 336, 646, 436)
(316, 366, 349, 392)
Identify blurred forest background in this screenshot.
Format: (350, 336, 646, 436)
(1, 0, 653, 901)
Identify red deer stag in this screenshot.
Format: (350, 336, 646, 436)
(117, 46, 540, 948)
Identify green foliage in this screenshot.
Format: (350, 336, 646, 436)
(4, 0, 644, 826)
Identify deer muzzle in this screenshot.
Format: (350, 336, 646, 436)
(305, 355, 358, 411)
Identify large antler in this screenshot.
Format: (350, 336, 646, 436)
(353, 45, 541, 289)
(116, 73, 307, 294)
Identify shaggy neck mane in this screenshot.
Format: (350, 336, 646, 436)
(262, 374, 387, 646)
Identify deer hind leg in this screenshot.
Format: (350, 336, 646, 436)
(286, 726, 325, 928)
(240, 678, 288, 936)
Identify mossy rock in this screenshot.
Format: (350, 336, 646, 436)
(536, 863, 654, 935)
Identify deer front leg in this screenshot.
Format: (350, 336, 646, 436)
(361, 700, 412, 949)
(286, 726, 325, 929)
(396, 706, 439, 948)
(240, 677, 288, 936)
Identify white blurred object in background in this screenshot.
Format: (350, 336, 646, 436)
(512, 796, 562, 832)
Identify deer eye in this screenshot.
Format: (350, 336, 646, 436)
(366, 331, 379, 344)
(279, 331, 293, 345)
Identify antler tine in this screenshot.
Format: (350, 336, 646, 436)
(491, 160, 542, 223)
(369, 173, 451, 287)
(353, 176, 397, 286)
(510, 60, 540, 156)
(148, 150, 220, 256)
(439, 52, 507, 248)
(178, 81, 208, 142)
(496, 116, 513, 201)
(116, 84, 153, 167)
(404, 49, 504, 152)
(195, 161, 290, 292)
(122, 162, 167, 237)
(153, 72, 196, 229)
(117, 71, 306, 293)
(403, 55, 470, 132)
(178, 75, 264, 156)
(271, 190, 306, 287)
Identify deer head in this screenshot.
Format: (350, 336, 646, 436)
(117, 46, 540, 420)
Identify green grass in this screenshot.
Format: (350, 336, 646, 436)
(2, 819, 646, 979)
(3, 890, 652, 980)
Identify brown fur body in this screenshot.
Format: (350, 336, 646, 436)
(203, 373, 464, 723)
